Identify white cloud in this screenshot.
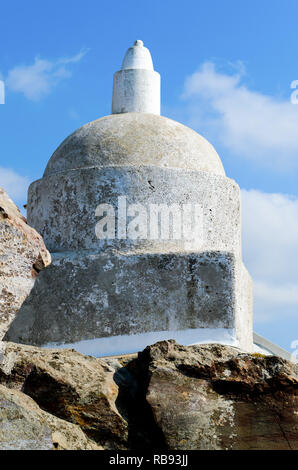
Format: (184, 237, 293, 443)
(6, 49, 88, 101)
(0, 167, 29, 202)
(183, 62, 298, 169)
(242, 189, 298, 323)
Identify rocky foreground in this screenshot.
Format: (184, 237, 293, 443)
(0, 188, 51, 339)
(0, 340, 297, 450)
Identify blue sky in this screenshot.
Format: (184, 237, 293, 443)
(0, 0, 297, 352)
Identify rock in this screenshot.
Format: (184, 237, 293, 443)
(0, 340, 297, 450)
(137, 341, 298, 450)
(0, 384, 101, 450)
(0, 188, 51, 339)
(0, 341, 128, 449)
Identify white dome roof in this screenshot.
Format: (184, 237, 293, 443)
(44, 113, 225, 177)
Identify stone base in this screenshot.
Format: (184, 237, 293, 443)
(4, 251, 253, 353)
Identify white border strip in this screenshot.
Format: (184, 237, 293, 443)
(44, 328, 238, 357)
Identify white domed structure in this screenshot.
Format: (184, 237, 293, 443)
(5, 41, 253, 356)
(44, 113, 225, 177)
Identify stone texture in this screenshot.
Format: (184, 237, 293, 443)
(4, 251, 253, 352)
(0, 384, 101, 450)
(0, 340, 297, 450)
(0, 341, 128, 449)
(138, 341, 298, 450)
(0, 187, 51, 339)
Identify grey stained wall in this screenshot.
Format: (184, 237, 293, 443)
(5, 251, 253, 351)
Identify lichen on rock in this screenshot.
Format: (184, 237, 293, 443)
(0, 340, 297, 450)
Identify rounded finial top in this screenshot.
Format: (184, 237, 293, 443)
(121, 40, 154, 71)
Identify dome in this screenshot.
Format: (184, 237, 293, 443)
(44, 113, 225, 177)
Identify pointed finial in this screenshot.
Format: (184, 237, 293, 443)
(112, 40, 160, 115)
(121, 40, 153, 71)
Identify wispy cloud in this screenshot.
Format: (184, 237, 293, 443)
(6, 49, 88, 101)
(183, 62, 298, 169)
(0, 167, 29, 202)
(242, 189, 298, 323)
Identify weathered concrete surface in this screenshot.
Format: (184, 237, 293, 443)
(42, 113, 225, 178)
(27, 166, 239, 254)
(0, 187, 51, 339)
(4, 251, 253, 352)
(0, 341, 297, 450)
